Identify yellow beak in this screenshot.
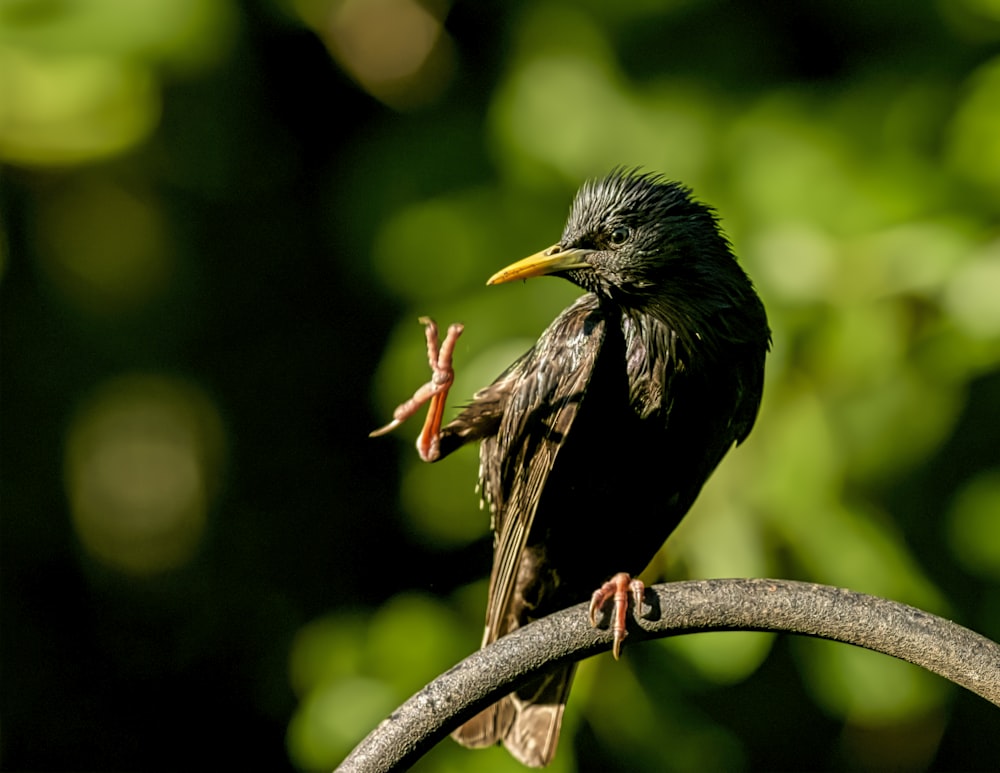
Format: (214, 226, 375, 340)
(486, 245, 594, 286)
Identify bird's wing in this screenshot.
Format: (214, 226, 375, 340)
(451, 295, 604, 764)
(478, 294, 606, 644)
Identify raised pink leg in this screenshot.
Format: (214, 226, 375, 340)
(369, 317, 463, 462)
(589, 572, 645, 659)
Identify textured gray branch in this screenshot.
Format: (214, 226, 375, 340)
(338, 578, 1000, 773)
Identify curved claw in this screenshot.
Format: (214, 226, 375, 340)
(589, 572, 645, 659)
(368, 419, 402, 438)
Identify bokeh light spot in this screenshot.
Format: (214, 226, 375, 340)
(946, 56, 1000, 195)
(64, 374, 226, 576)
(799, 638, 948, 723)
(372, 196, 484, 303)
(0, 48, 159, 166)
(286, 676, 396, 769)
(34, 176, 173, 317)
(750, 222, 836, 302)
(943, 239, 1000, 338)
(947, 471, 1000, 579)
(292, 0, 454, 110)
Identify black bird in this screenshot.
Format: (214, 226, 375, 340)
(371, 169, 770, 767)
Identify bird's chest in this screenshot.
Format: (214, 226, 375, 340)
(531, 327, 663, 523)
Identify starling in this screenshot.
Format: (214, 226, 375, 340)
(371, 169, 770, 767)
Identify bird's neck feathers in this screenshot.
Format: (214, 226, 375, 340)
(604, 252, 768, 372)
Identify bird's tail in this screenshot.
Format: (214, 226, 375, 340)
(451, 664, 576, 767)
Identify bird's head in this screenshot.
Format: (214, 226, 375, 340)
(488, 169, 743, 314)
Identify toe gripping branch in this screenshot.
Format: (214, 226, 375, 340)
(370, 317, 464, 463)
(589, 572, 645, 659)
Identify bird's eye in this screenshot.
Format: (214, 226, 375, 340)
(609, 226, 630, 246)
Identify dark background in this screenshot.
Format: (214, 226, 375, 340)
(2, 1, 999, 770)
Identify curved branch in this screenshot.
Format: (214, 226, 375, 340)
(338, 578, 1000, 773)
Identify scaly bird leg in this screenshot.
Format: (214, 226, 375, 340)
(589, 572, 645, 659)
(369, 317, 464, 463)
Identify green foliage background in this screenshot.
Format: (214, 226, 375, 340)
(2, 0, 998, 770)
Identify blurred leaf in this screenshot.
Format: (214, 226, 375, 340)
(749, 221, 837, 304)
(796, 639, 950, 723)
(783, 501, 946, 613)
(34, 176, 174, 315)
(0, 49, 159, 165)
(0, 0, 235, 165)
(946, 56, 1000, 197)
(943, 238, 1000, 338)
(0, 0, 236, 71)
(947, 471, 1000, 579)
(750, 385, 842, 518)
(491, 4, 717, 184)
(727, 97, 869, 232)
(287, 676, 397, 770)
(835, 367, 962, 482)
(660, 631, 775, 685)
(401, 450, 487, 545)
(288, 614, 368, 698)
(365, 592, 471, 696)
(372, 192, 496, 304)
(583, 654, 745, 771)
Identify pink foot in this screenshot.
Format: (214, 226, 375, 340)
(370, 317, 463, 462)
(589, 572, 645, 659)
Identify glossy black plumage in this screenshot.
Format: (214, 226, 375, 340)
(373, 169, 770, 766)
